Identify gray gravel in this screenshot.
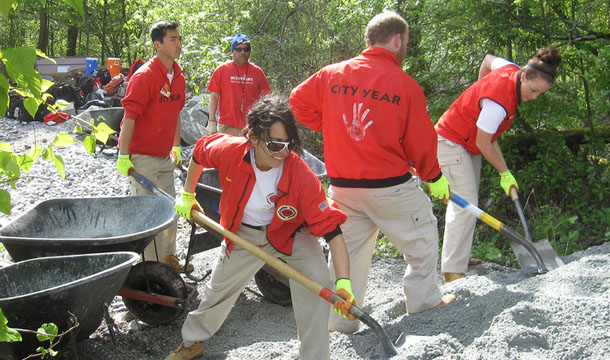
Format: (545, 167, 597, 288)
(1, 118, 608, 359)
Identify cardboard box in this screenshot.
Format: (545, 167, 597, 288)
(36, 56, 87, 76)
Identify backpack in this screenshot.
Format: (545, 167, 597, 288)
(6, 92, 23, 119)
(102, 74, 125, 97)
(76, 74, 96, 95)
(96, 68, 112, 86)
(48, 83, 84, 108)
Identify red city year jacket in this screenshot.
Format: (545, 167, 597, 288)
(435, 64, 519, 154)
(120, 56, 186, 157)
(290, 47, 441, 183)
(192, 134, 346, 254)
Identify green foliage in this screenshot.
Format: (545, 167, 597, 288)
(375, 235, 401, 258)
(0, 306, 22, 343)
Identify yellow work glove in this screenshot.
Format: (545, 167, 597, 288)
(428, 174, 450, 203)
(499, 170, 518, 196)
(172, 146, 182, 165)
(334, 278, 357, 321)
(174, 191, 203, 220)
(116, 154, 135, 177)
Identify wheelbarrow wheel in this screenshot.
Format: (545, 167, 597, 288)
(122, 262, 187, 325)
(254, 269, 292, 307)
(72, 339, 124, 360)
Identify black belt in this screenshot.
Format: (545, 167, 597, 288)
(241, 223, 268, 231)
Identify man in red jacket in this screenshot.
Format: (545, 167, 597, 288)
(290, 11, 455, 334)
(206, 34, 271, 136)
(116, 21, 190, 272)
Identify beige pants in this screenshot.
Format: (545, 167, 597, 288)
(437, 138, 482, 274)
(327, 178, 442, 334)
(218, 123, 244, 136)
(128, 154, 177, 261)
(181, 226, 332, 360)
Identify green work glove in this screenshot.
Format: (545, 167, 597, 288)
(174, 191, 203, 220)
(172, 146, 182, 165)
(428, 174, 450, 203)
(334, 278, 357, 321)
(116, 153, 135, 177)
(499, 170, 518, 196)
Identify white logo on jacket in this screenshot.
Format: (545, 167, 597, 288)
(343, 102, 373, 141)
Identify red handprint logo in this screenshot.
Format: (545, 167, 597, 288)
(343, 102, 373, 141)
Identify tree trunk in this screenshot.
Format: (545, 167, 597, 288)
(37, 1, 49, 53)
(67, 26, 78, 56)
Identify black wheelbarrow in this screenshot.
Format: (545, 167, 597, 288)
(0, 251, 139, 360)
(0, 196, 193, 326)
(179, 149, 328, 307)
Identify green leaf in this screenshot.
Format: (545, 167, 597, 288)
(53, 132, 76, 147)
(0, 73, 9, 117)
(3, 47, 42, 98)
(83, 136, 96, 155)
(0, 0, 18, 18)
(0, 189, 11, 215)
(52, 154, 65, 179)
(61, 0, 84, 18)
(28, 146, 43, 162)
(42, 146, 54, 161)
(18, 153, 34, 172)
(36, 323, 58, 342)
(0, 142, 12, 152)
(0, 306, 22, 342)
(23, 97, 40, 119)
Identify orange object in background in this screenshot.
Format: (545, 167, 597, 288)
(107, 57, 121, 77)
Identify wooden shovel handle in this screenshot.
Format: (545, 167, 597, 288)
(509, 186, 519, 201)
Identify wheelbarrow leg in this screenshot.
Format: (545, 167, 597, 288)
(103, 301, 119, 347)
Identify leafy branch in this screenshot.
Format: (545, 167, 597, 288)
(0, 306, 80, 359)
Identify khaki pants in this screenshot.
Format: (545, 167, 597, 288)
(218, 123, 244, 136)
(181, 226, 332, 360)
(437, 138, 482, 274)
(128, 154, 177, 261)
(327, 178, 442, 334)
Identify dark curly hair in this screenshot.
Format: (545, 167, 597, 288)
(245, 95, 303, 156)
(522, 47, 562, 83)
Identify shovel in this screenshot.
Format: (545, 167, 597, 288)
(508, 187, 564, 272)
(448, 191, 563, 273)
(129, 170, 398, 358)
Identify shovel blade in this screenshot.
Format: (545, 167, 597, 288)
(511, 239, 564, 271)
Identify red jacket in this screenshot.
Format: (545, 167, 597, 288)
(435, 65, 519, 154)
(120, 57, 186, 157)
(207, 61, 271, 129)
(192, 134, 346, 254)
(290, 47, 441, 185)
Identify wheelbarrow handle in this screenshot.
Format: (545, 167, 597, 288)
(449, 191, 547, 273)
(190, 211, 398, 358)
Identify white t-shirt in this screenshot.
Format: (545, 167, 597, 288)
(241, 149, 283, 226)
(476, 57, 518, 134)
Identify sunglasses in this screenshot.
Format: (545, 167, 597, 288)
(265, 140, 291, 153)
(234, 46, 251, 53)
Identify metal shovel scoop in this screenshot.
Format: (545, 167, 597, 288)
(449, 191, 563, 273)
(508, 187, 564, 272)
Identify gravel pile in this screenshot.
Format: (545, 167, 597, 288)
(1, 118, 608, 359)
